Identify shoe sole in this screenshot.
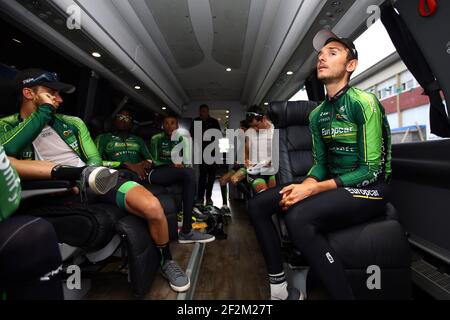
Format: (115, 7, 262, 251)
(178, 235, 216, 244)
(161, 272, 191, 292)
(88, 168, 118, 195)
(170, 278, 191, 292)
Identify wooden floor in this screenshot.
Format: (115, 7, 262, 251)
(86, 183, 269, 300)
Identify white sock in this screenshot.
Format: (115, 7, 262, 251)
(269, 272, 288, 300)
(270, 281, 288, 300)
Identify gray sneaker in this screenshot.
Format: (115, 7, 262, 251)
(161, 260, 190, 292)
(178, 229, 215, 244)
(80, 167, 118, 195)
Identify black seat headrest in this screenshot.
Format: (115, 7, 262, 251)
(268, 100, 318, 128)
(87, 117, 106, 139)
(136, 125, 162, 140)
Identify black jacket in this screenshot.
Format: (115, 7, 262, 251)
(191, 116, 221, 153)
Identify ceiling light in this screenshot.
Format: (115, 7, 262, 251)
(264, 102, 269, 106)
(162, 107, 167, 110)
(92, 52, 102, 58)
(12, 38, 22, 44)
(226, 110, 230, 114)
(226, 116, 229, 119)
(286, 71, 294, 75)
(134, 86, 141, 90)
(226, 68, 232, 72)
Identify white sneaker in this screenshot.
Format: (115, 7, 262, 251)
(82, 167, 118, 195)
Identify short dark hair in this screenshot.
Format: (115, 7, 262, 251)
(246, 105, 265, 122)
(199, 104, 209, 111)
(163, 114, 178, 122)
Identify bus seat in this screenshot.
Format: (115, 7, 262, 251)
(268, 100, 412, 300)
(18, 179, 179, 298)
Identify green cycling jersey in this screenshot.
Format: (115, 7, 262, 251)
(0, 105, 102, 166)
(308, 86, 392, 188)
(0, 143, 21, 221)
(150, 132, 189, 167)
(95, 132, 152, 168)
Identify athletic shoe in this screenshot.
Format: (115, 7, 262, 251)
(80, 167, 118, 195)
(178, 229, 215, 244)
(177, 211, 183, 222)
(193, 207, 209, 222)
(205, 198, 214, 206)
(161, 260, 190, 292)
(221, 205, 231, 215)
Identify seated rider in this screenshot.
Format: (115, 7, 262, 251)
(148, 115, 215, 244)
(248, 31, 392, 300)
(218, 120, 250, 212)
(245, 106, 277, 194)
(0, 69, 190, 293)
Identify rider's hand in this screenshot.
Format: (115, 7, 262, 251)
(141, 160, 153, 170)
(35, 92, 57, 109)
(279, 184, 315, 210)
(124, 162, 147, 181)
(231, 171, 245, 185)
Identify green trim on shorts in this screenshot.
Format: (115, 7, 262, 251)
(116, 181, 140, 210)
(251, 178, 267, 190)
(268, 175, 276, 183)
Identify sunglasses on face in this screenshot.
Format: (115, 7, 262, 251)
(22, 72, 59, 86)
(116, 115, 133, 122)
(246, 112, 263, 121)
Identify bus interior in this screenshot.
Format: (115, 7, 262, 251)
(0, 0, 449, 301)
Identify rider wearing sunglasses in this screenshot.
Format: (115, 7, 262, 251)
(96, 109, 153, 181)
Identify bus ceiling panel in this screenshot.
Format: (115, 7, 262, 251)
(210, 0, 251, 70)
(0, 0, 167, 115)
(136, 0, 204, 69)
(111, 0, 190, 103)
(241, 0, 328, 106)
(49, 0, 187, 113)
(262, 0, 386, 104)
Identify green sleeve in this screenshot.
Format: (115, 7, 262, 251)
(95, 134, 120, 168)
(307, 109, 329, 182)
(65, 117, 102, 166)
(95, 134, 106, 159)
(336, 95, 384, 187)
(137, 136, 152, 161)
(0, 143, 21, 221)
(150, 135, 165, 167)
(0, 105, 54, 157)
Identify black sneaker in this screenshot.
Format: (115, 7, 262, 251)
(193, 207, 209, 222)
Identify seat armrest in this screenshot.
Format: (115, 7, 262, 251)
(21, 180, 75, 190)
(21, 180, 75, 201)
